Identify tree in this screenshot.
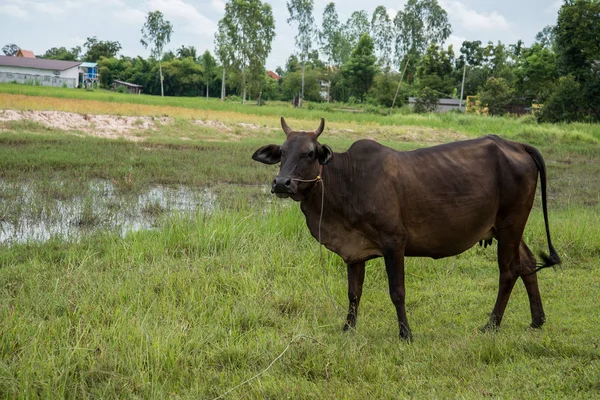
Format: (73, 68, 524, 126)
(416, 43, 454, 96)
(83, 37, 121, 62)
(538, 75, 586, 123)
(393, 0, 452, 73)
(141, 11, 174, 97)
(214, 28, 233, 100)
(478, 77, 514, 116)
(553, 0, 600, 121)
(216, 0, 275, 104)
(176, 45, 197, 60)
(200, 50, 216, 99)
(514, 43, 558, 100)
(2, 44, 19, 56)
(287, 0, 316, 103)
(535, 25, 555, 49)
(345, 10, 370, 48)
(342, 33, 378, 102)
(371, 6, 393, 68)
(41, 46, 81, 61)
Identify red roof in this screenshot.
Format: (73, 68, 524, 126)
(266, 70, 280, 80)
(16, 49, 36, 58)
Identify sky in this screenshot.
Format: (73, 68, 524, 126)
(0, 0, 563, 70)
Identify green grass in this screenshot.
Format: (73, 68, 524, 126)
(0, 93, 599, 397)
(2, 83, 600, 143)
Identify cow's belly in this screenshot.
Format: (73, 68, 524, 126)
(404, 212, 497, 259)
(319, 228, 383, 264)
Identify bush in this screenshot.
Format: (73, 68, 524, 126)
(478, 77, 514, 116)
(115, 85, 128, 94)
(537, 76, 585, 123)
(413, 87, 440, 113)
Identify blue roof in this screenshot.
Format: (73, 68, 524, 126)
(80, 62, 97, 68)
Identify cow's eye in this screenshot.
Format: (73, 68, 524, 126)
(307, 150, 315, 158)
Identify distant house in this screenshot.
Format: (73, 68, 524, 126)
(0, 55, 82, 88)
(16, 49, 36, 58)
(112, 80, 143, 95)
(266, 70, 280, 80)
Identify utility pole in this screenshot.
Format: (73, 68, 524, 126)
(459, 62, 467, 111)
(390, 56, 410, 114)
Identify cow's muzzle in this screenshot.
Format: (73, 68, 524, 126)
(271, 176, 296, 198)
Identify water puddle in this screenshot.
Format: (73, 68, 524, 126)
(0, 180, 217, 244)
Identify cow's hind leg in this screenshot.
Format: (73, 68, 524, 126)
(482, 227, 522, 332)
(519, 239, 546, 328)
(384, 248, 412, 340)
(344, 262, 366, 331)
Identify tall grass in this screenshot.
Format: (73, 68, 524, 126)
(0, 204, 598, 398)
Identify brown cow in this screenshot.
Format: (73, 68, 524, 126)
(252, 117, 560, 340)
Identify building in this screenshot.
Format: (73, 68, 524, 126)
(112, 80, 143, 95)
(266, 70, 280, 80)
(408, 97, 462, 113)
(16, 49, 36, 58)
(0, 55, 83, 88)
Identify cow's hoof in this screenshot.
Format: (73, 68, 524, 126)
(343, 322, 354, 332)
(400, 326, 413, 342)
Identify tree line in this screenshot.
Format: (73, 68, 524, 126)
(2, 0, 599, 123)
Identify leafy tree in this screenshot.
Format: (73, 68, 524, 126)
(342, 33, 378, 102)
(416, 43, 454, 96)
(319, 2, 349, 67)
(83, 37, 122, 62)
(553, 0, 600, 121)
(217, 0, 275, 103)
(414, 87, 440, 113)
(200, 50, 217, 99)
(141, 11, 174, 97)
(393, 0, 451, 73)
(371, 6, 393, 68)
(514, 43, 558, 100)
(345, 10, 370, 48)
(161, 58, 203, 97)
(285, 55, 301, 73)
(460, 40, 486, 66)
(287, 0, 316, 102)
(478, 77, 514, 116)
(41, 46, 81, 61)
(369, 68, 409, 107)
(535, 25, 555, 49)
(176, 45, 197, 60)
(2, 44, 19, 56)
(538, 75, 586, 123)
(214, 28, 233, 100)
(281, 68, 321, 102)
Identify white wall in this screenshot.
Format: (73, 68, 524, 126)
(0, 65, 79, 88)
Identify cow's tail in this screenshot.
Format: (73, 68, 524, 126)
(524, 144, 561, 272)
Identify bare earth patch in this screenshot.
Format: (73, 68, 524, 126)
(0, 109, 468, 144)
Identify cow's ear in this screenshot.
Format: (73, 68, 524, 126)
(252, 144, 281, 165)
(317, 144, 333, 165)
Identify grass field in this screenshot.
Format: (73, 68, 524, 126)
(0, 86, 599, 398)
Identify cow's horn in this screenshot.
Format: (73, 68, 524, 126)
(314, 118, 325, 138)
(281, 117, 293, 136)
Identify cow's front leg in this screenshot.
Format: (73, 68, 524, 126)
(384, 247, 412, 341)
(343, 262, 366, 331)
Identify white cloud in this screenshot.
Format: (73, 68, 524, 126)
(0, 4, 29, 19)
(546, 0, 562, 14)
(147, 0, 218, 37)
(387, 7, 398, 20)
(445, 34, 467, 53)
(114, 7, 147, 25)
(439, 0, 510, 32)
(211, 0, 225, 12)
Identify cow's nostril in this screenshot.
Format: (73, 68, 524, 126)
(285, 179, 291, 187)
(272, 178, 277, 185)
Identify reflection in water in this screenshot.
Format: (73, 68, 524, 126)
(0, 180, 217, 244)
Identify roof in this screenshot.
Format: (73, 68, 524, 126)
(16, 49, 36, 58)
(80, 62, 98, 68)
(0, 56, 81, 71)
(113, 79, 143, 88)
(266, 70, 280, 80)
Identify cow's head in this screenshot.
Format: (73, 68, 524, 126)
(252, 117, 333, 201)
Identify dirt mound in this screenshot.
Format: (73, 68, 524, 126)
(0, 110, 172, 140)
